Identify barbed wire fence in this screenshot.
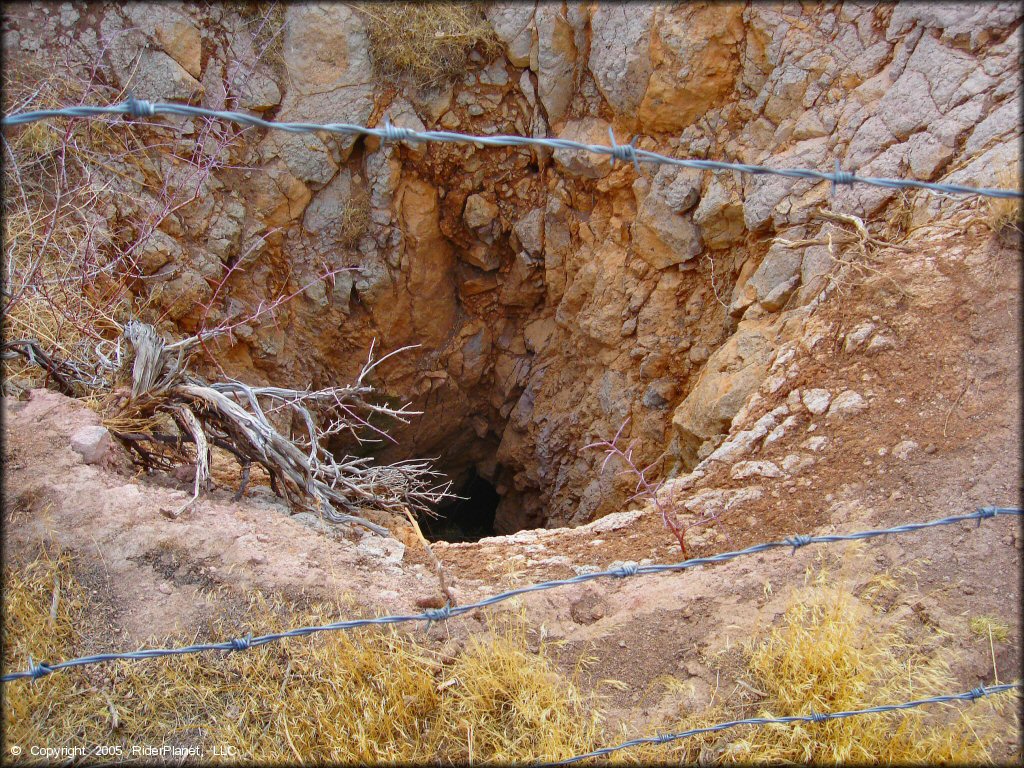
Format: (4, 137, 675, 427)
(2, 98, 1022, 762)
(3, 98, 1023, 199)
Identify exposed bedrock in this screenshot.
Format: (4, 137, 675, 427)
(7, 2, 1019, 536)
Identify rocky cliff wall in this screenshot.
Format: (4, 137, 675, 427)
(4, 2, 1020, 534)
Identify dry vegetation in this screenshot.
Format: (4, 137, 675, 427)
(3, 549, 599, 764)
(4, 550, 1017, 764)
(358, 2, 500, 88)
(986, 164, 1023, 235)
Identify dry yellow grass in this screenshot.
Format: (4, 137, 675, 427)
(3, 550, 600, 764)
(4, 552, 1019, 765)
(358, 2, 500, 88)
(986, 164, 1023, 234)
(970, 615, 1011, 643)
(619, 570, 1020, 766)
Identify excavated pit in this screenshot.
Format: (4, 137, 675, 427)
(420, 469, 501, 542)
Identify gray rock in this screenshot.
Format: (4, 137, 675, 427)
(513, 207, 545, 256)
(827, 390, 868, 418)
(887, 3, 1022, 50)
(843, 321, 876, 353)
(892, 440, 919, 460)
(731, 460, 783, 480)
(632, 166, 703, 269)
(137, 229, 184, 275)
(642, 378, 679, 410)
(801, 435, 829, 452)
(553, 118, 613, 178)
(464, 194, 500, 230)
(743, 138, 828, 231)
(124, 49, 204, 102)
(693, 178, 744, 249)
(588, 5, 654, 115)
(264, 131, 338, 188)
(905, 131, 955, 180)
(535, 4, 578, 124)
(277, 4, 374, 162)
(70, 425, 111, 465)
(484, 4, 535, 67)
(232, 67, 281, 111)
(796, 243, 833, 305)
(780, 453, 815, 474)
(801, 388, 832, 415)
(965, 96, 1022, 156)
(357, 534, 405, 565)
(303, 169, 353, 240)
(748, 242, 803, 305)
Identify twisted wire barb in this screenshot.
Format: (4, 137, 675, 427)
(2, 506, 1019, 683)
(549, 683, 1022, 765)
(2, 99, 1021, 199)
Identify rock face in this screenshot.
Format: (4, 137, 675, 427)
(5, 2, 1021, 535)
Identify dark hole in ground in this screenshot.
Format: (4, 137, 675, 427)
(420, 469, 500, 543)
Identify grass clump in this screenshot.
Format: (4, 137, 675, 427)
(970, 615, 1011, 643)
(3, 550, 601, 764)
(629, 571, 1019, 765)
(986, 164, 1022, 235)
(338, 182, 371, 248)
(358, 3, 500, 88)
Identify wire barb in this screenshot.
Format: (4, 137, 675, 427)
(27, 657, 53, 680)
(125, 94, 156, 118)
(611, 562, 639, 578)
(228, 633, 253, 652)
(607, 126, 641, 172)
(380, 115, 416, 144)
(975, 506, 997, 527)
(424, 605, 453, 626)
(785, 534, 813, 553)
(830, 159, 855, 195)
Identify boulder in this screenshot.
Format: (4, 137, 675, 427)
(693, 178, 744, 249)
(154, 18, 202, 78)
(631, 167, 703, 269)
(746, 241, 803, 310)
(588, 5, 654, 116)
(70, 426, 111, 465)
(535, 4, 578, 124)
(276, 4, 374, 162)
(671, 320, 776, 467)
(464, 194, 500, 230)
(513, 207, 545, 257)
(485, 4, 535, 67)
(638, 4, 744, 132)
(553, 118, 613, 179)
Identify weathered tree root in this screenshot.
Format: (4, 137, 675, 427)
(13, 322, 455, 538)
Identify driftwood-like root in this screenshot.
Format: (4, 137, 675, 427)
(14, 323, 454, 537)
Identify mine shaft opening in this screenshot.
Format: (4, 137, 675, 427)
(420, 469, 501, 543)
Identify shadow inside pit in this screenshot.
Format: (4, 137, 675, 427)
(420, 470, 500, 543)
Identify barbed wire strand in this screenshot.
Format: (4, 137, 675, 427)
(550, 682, 1022, 765)
(2, 99, 1022, 199)
(3, 506, 1019, 683)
